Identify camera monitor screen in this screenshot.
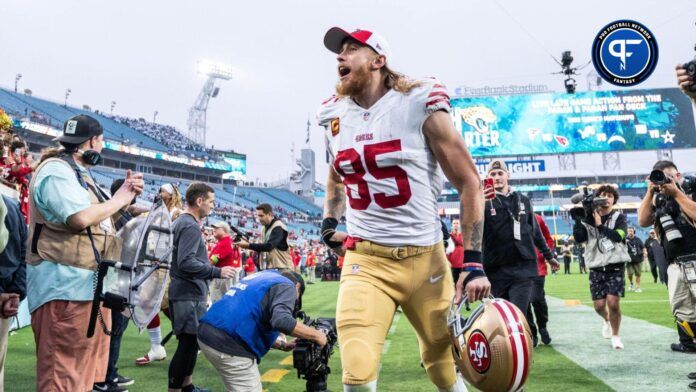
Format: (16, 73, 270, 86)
(451, 88, 696, 157)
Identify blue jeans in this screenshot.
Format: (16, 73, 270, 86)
(106, 311, 130, 381)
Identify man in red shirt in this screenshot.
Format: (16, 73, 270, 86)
(209, 222, 238, 303)
(290, 245, 301, 273)
(306, 250, 317, 284)
(243, 253, 256, 276)
(446, 219, 464, 285)
(528, 213, 559, 347)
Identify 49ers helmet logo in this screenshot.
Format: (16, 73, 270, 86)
(468, 330, 491, 373)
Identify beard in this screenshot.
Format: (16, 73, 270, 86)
(335, 62, 373, 98)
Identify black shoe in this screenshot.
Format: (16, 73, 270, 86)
(532, 334, 539, 348)
(688, 372, 696, 380)
(689, 381, 696, 390)
(93, 383, 128, 392)
(540, 328, 552, 345)
(182, 385, 211, 392)
(113, 374, 134, 387)
(672, 343, 696, 353)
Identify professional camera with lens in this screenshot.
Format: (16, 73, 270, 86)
(649, 169, 696, 243)
(569, 185, 608, 221)
(292, 311, 338, 392)
(685, 44, 696, 93)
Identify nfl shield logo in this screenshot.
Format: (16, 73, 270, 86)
(363, 112, 370, 121)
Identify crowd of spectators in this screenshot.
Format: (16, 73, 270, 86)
(102, 113, 222, 158)
(0, 109, 36, 222)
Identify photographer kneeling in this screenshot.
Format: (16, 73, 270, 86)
(197, 270, 327, 392)
(638, 160, 696, 357)
(573, 184, 630, 350)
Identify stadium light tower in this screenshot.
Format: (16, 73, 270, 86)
(14, 74, 21, 93)
(187, 60, 233, 146)
(64, 89, 72, 107)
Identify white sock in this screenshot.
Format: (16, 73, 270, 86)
(148, 327, 162, 346)
(343, 381, 377, 392)
(438, 375, 468, 392)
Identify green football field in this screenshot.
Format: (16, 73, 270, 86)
(6, 264, 675, 391)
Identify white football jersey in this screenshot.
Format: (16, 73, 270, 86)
(317, 78, 451, 247)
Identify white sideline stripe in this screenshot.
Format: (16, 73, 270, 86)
(577, 299, 670, 304)
(546, 296, 693, 392)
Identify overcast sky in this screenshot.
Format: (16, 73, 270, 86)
(1, 0, 695, 182)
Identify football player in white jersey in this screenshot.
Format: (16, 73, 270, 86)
(317, 27, 490, 392)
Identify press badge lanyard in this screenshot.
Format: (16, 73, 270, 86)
(490, 193, 523, 241)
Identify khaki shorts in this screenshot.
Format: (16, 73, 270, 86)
(337, 240, 455, 388)
(199, 340, 261, 392)
(627, 262, 642, 277)
(668, 263, 696, 322)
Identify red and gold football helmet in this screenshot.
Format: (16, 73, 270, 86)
(447, 297, 533, 392)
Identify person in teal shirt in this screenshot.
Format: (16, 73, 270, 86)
(27, 115, 144, 392)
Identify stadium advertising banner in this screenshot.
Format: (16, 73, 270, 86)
(220, 151, 247, 180)
(475, 159, 545, 176)
(451, 88, 696, 157)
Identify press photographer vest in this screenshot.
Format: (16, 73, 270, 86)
(261, 219, 293, 270)
(26, 157, 121, 271)
(580, 211, 630, 269)
(200, 270, 292, 361)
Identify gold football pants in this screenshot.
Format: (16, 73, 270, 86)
(337, 240, 456, 388)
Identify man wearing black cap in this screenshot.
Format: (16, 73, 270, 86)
(483, 160, 559, 322)
(26, 115, 144, 392)
(197, 270, 327, 392)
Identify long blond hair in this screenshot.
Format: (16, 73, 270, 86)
(381, 65, 421, 93)
(165, 185, 183, 214)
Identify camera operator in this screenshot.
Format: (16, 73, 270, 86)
(625, 227, 645, 292)
(638, 160, 696, 356)
(197, 270, 326, 392)
(573, 184, 630, 350)
(676, 63, 696, 103)
(235, 203, 294, 271)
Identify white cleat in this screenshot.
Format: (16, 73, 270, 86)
(602, 321, 612, 339)
(611, 336, 624, 349)
(135, 344, 166, 365)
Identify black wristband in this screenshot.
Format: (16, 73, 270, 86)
(321, 218, 342, 248)
(462, 269, 486, 288)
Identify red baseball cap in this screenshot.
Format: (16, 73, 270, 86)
(323, 27, 391, 60)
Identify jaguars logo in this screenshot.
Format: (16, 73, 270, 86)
(460, 106, 497, 134)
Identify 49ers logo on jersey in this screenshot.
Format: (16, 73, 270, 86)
(468, 330, 491, 374)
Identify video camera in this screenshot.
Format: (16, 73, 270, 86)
(569, 184, 609, 221)
(649, 169, 696, 243)
(230, 225, 251, 242)
(292, 311, 338, 392)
